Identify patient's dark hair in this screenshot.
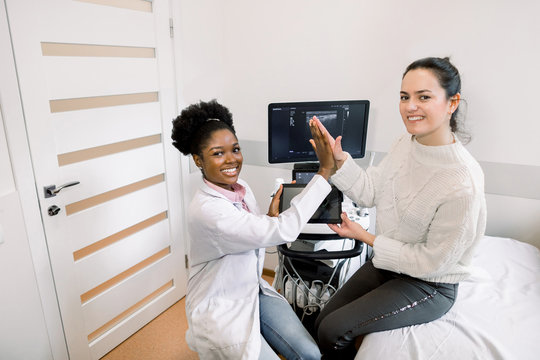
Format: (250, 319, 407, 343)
(404, 57, 470, 143)
(171, 99, 236, 156)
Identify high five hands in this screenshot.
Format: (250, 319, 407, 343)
(308, 116, 336, 180)
(308, 116, 347, 170)
(309, 116, 375, 246)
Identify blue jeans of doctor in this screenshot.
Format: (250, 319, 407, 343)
(259, 292, 321, 360)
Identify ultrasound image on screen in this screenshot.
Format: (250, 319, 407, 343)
(288, 108, 345, 154)
(306, 110, 338, 125)
(306, 110, 340, 134)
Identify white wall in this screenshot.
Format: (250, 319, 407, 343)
(0, 1, 67, 357)
(176, 0, 540, 166)
(0, 110, 53, 359)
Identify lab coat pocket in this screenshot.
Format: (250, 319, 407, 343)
(191, 295, 258, 353)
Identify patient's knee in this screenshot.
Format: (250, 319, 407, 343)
(317, 318, 352, 352)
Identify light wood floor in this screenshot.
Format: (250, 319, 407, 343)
(101, 297, 198, 360)
(101, 275, 275, 360)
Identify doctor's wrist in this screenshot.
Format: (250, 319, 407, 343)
(317, 167, 334, 181)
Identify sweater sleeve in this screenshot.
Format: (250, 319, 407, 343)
(331, 154, 379, 208)
(331, 136, 405, 208)
(372, 189, 486, 282)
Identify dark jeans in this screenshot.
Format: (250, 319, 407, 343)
(315, 260, 458, 358)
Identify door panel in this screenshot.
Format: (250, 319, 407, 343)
(5, 0, 187, 358)
(66, 187, 168, 252)
(52, 102, 163, 154)
(43, 58, 159, 100)
(37, 2, 156, 46)
(57, 145, 166, 203)
(81, 254, 173, 333)
(75, 221, 170, 293)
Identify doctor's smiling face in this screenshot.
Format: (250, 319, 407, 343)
(193, 128, 243, 191)
(400, 68, 459, 146)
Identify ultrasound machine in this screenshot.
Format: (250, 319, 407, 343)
(268, 100, 371, 334)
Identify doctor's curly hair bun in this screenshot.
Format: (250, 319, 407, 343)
(171, 99, 236, 156)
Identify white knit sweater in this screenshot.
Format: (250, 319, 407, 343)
(331, 134, 487, 284)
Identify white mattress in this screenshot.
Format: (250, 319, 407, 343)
(355, 236, 540, 360)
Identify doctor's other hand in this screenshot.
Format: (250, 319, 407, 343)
(309, 116, 336, 179)
(310, 116, 347, 170)
(328, 212, 375, 247)
(267, 184, 283, 217)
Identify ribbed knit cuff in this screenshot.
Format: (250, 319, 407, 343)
(331, 153, 362, 191)
(372, 235, 403, 273)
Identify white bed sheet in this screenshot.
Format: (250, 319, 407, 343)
(355, 236, 540, 360)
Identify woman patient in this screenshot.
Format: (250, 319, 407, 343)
(171, 99, 334, 359)
(310, 57, 486, 359)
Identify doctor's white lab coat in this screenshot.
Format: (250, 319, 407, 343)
(185, 175, 331, 359)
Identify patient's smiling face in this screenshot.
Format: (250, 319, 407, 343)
(193, 128, 243, 191)
(399, 68, 455, 146)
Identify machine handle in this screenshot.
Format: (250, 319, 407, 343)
(277, 240, 363, 260)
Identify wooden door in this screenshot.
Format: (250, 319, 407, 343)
(5, 0, 187, 358)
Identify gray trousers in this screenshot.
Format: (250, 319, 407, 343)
(315, 260, 458, 358)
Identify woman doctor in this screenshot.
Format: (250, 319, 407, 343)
(171, 99, 334, 359)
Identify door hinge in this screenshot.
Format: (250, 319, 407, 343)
(184, 254, 189, 268)
(169, 18, 174, 38)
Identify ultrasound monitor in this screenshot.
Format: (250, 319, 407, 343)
(268, 100, 369, 164)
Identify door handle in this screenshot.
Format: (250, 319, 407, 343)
(44, 181, 80, 198)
